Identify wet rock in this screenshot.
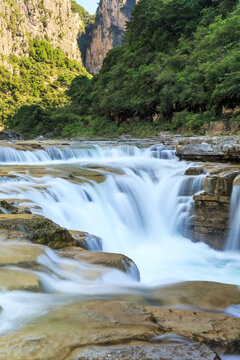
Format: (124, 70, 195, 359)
(148, 307, 240, 354)
(0, 200, 18, 214)
(188, 193, 229, 249)
(0, 300, 238, 359)
(0, 268, 41, 291)
(0, 241, 43, 267)
(0, 130, 24, 140)
(0, 214, 75, 249)
(151, 281, 240, 312)
(233, 174, 240, 186)
(59, 247, 140, 281)
(69, 231, 103, 251)
(185, 167, 206, 176)
(202, 170, 240, 196)
(186, 166, 240, 249)
(72, 343, 220, 360)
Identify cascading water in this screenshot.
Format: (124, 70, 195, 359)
(0, 142, 239, 335)
(226, 185, 240, 251)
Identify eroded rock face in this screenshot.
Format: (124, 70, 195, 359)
(0, 300, 238, 359)
(0, 0, 82, 63)
(85, 0, 137, 74)
(184, 165, 240, 249)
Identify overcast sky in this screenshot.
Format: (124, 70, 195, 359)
(76, 0, 99, 14)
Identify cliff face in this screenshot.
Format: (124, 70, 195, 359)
(85, 0, 137, 74)
(0, 0, 82, 65)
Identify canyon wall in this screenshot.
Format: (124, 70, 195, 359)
(84, 0, 137, 74)
(0, 0, 82, 65)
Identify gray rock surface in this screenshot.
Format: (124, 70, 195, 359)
(72, 343, 220, 360)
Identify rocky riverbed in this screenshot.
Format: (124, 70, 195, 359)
(0, 136, 239, 359)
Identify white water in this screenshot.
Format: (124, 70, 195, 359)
(0, 143, 239, 334)
(226, 185, 240, 250)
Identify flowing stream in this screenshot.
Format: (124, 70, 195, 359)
(0, 142, 239, 335)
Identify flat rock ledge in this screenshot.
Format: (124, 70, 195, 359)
(0, 301, 238, 359)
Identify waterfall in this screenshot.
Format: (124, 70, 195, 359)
(0, 144, 239, 286)
(0, 142, 239, 335)
(226, 185, 240, 251)
(0, 144, 175, 165)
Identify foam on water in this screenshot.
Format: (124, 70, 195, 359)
(226, 185, 240, 251)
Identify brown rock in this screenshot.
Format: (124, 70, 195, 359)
(148, 307, 240, 354)
(0, 241, 43, 267)
(206, 121, 230, 136)
(58, 246, 140, 280)
(0, 268, 41, 291)
(0, 214, 75, 249)
(151, 281, 240, 312)
(0, 301, 238, 359)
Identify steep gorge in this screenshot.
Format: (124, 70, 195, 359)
(84, 0, 138, 74)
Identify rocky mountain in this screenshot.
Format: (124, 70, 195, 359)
(0, 0, 83, 66)
(84, 0, 137, 74)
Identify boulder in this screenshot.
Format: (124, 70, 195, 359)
(0, 130, 24, 140)
(0, 214, 75, 249)
(59, 246, 140, 281)
(72, 343, 220, 360)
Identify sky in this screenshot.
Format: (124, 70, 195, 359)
(76, 0, 99, 14)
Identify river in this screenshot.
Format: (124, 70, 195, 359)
(0, 141, 239, 351)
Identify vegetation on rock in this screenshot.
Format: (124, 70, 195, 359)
(4, 0, 240, 137)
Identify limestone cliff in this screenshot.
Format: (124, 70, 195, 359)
(0, 0, 83, 65)
(84, 0, 137, 74)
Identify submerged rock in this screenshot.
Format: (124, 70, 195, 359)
(72, 343, 220, 360)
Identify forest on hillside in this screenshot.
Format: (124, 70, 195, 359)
(4, 0, 240, 138)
